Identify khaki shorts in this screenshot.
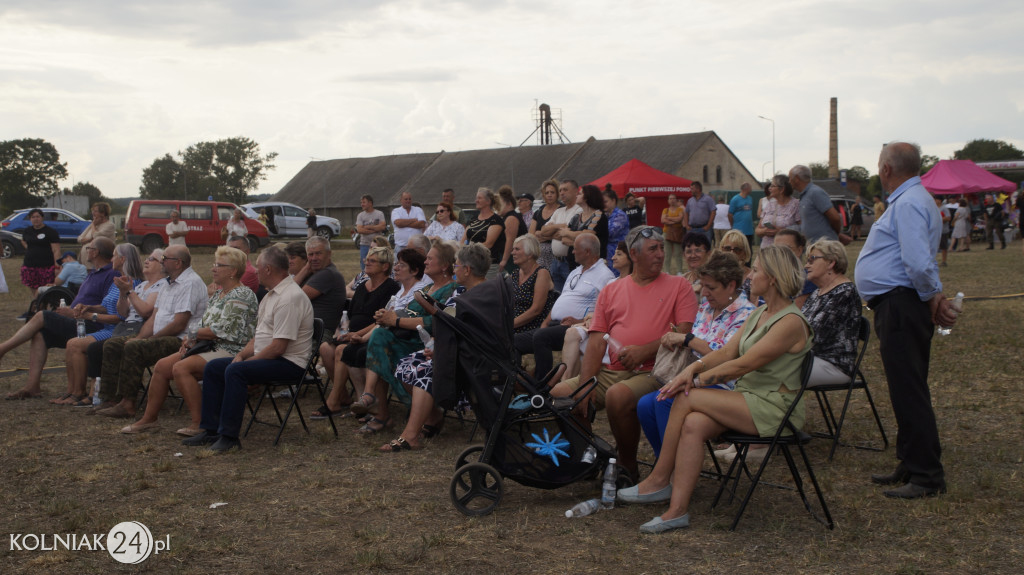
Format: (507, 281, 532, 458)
(560, 369, 660, 410)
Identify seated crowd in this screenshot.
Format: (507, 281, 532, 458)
(0, 183, 870, 530)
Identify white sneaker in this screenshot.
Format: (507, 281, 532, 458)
(721, 446, 769, 465)
(713, 444, 736, 462)
(272, 388, 294, 399)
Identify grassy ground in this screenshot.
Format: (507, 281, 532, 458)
(0, 241, 1022, 574)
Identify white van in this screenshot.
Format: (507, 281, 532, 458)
(242, 202, 341, 239)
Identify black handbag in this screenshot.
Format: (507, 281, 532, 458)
(389, 309, 421, 340)
(182, 339, 216, 359)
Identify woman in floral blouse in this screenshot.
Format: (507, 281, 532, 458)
(121, 246, 258, 435)
(800, 239, 860, 388)
(636, 252, 755, 456)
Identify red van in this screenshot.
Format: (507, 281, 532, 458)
(124, 200, 270, 253)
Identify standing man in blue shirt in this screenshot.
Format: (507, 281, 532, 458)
(728, 182, 755, 250)
(682, 182, 716, 244)
(855, 141, 959, 499)
(790, 165, 849, 245)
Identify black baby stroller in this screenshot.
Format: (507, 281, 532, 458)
(429, 278, 633, 517)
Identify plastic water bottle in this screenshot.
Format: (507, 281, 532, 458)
(76, 318, 86, 338)
(336, 311, 350, 340)
(59, 298, 67, 308)
(603, 334, 639, 373)
(91, 377, 101, 406)
(937, 292, 964, 336)
(416, 324, 434, 351)
(565, 498, 601, 518)
(601, 458, 618, 509)
(581, 446, 597, 464)
(385, 295, 398, 311)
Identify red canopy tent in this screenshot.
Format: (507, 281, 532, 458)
(921, 160, 1016, 196)
(586, 159, 692, 227)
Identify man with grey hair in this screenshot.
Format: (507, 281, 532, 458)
(855, 141, 958, 499)
(550, 225, 698, 480)
(291, 236, 346, 335)
(185, 245, 314, 453)
(515, 233, 616, 381)
(789, 165, 850, 245)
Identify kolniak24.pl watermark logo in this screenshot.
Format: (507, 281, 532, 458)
(10, 521, 169, 564)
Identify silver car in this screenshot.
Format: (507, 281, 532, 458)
(242, 202, 341, 240)
(829, 196, 874, 237)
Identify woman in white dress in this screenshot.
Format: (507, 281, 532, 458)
(950, 198, 971, 252)
(423, 202, 465, 243)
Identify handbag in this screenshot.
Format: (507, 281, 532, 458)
(388, 309, 421, 340)
(182, 339, 216, 359)
(650, 344, 695, 386)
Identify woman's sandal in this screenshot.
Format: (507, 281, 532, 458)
(355, 417, 391, 435)
(348, 393, 377, 416)
(421, 417, 446, 439)
(69, 395, 92, 407)
(379, 436, 423, 452)
(49, 392, 74, 405)
(310, 403, 351, 420)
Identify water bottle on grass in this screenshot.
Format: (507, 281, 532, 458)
(565, 498, 601, 518)
(601, 458, 618, 509)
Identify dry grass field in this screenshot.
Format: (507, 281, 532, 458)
(0, 240, 1022, 574)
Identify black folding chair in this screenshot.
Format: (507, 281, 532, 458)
(243, 319, 338, 445)
(810, 315, 888, 461)
(138, 366, 185, 415)
(711, 352, 834, 531)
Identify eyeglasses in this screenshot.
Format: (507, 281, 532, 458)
(85, 246, 97, 252)
(684, 248, 707, 256)
(365, 258, 382, 265)
(436, 209, 448, 213)
(146, 256, 163, 263)
(162, 256, 181, 262)
(629, 226, 662, 251)
(806, 255, 826, 264)
(212, 263, 232, 268)
(720, 245, 740, 253)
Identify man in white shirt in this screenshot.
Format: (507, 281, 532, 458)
(185, 245, 314, 453)
(515, 234, 615, 381)
(95, 245, 209, 418)
(537, 179, 582, 291)
(390, 192, 427, 251)
(165, 211, 188, 246)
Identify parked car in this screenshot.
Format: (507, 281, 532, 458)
(830, 196, 874, 237)
(1, 229, 26, 259)
(124, 200, 270, 253)
(242, 202, 341, 240)
(1, 208, 91, 242)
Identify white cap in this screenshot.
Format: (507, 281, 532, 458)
(564, 510, 574, 518)
(609, 458, 617, 464)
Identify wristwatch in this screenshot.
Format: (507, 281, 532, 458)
(92, 313, 98, 321)
(683, 332, 696, 348)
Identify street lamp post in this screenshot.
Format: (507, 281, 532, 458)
(762, 161, 772, 184)
(758, 115, 775, 177)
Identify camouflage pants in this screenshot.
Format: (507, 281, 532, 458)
(99, 335, 182, 401)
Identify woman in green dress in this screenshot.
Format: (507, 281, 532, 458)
(617, 245, 812, 534)
(349, 241, 459, 434)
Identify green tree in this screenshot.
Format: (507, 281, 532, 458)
(139, 153, 183, 200)
(0, 138, 68, 212)
(920, 154, 940, 174)
(140, 137, 278, 204)
(845, 165, 870, 185)
(953, 139, 1024, 162)
(809, 162, 830, 179)
(866, 175, 882, 198)
(62, 181, 104, 205)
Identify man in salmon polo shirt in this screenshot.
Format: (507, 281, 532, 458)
(551, 225, 698, 481)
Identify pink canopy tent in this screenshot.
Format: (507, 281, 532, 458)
(921, 160, 1017, 196)
(586, 159, 692, 227)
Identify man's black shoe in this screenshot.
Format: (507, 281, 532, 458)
(871, 466, 910, 486)
(182, 430, 219, 446)
(883, 482, 946, 499)
(209, 436, 241, 454)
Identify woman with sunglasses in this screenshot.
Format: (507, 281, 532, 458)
(424, 201, 465, 243)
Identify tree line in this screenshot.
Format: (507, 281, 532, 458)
(0, 137, 277, 216)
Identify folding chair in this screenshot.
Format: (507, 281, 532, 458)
(243, 319, 338, 445)
(810, 315, 888, 461)
(138, 366, 185, 415)
(711, 351, 834, 531)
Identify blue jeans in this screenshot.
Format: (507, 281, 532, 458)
(200, 357, 305, 439)
(549, 258, 570, 292)
(359, 244, 370, 271)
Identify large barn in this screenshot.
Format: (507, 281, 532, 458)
(272, 131, 760, 228)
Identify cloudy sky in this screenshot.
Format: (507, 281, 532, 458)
(2, 0, 1022, 198)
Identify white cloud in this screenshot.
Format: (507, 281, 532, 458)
(2, 0, 1023, 200)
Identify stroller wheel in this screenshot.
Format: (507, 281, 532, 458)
(454, 445, 485, 473)
(615, 463, 636, 489)
(450, 462, 503, 517)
